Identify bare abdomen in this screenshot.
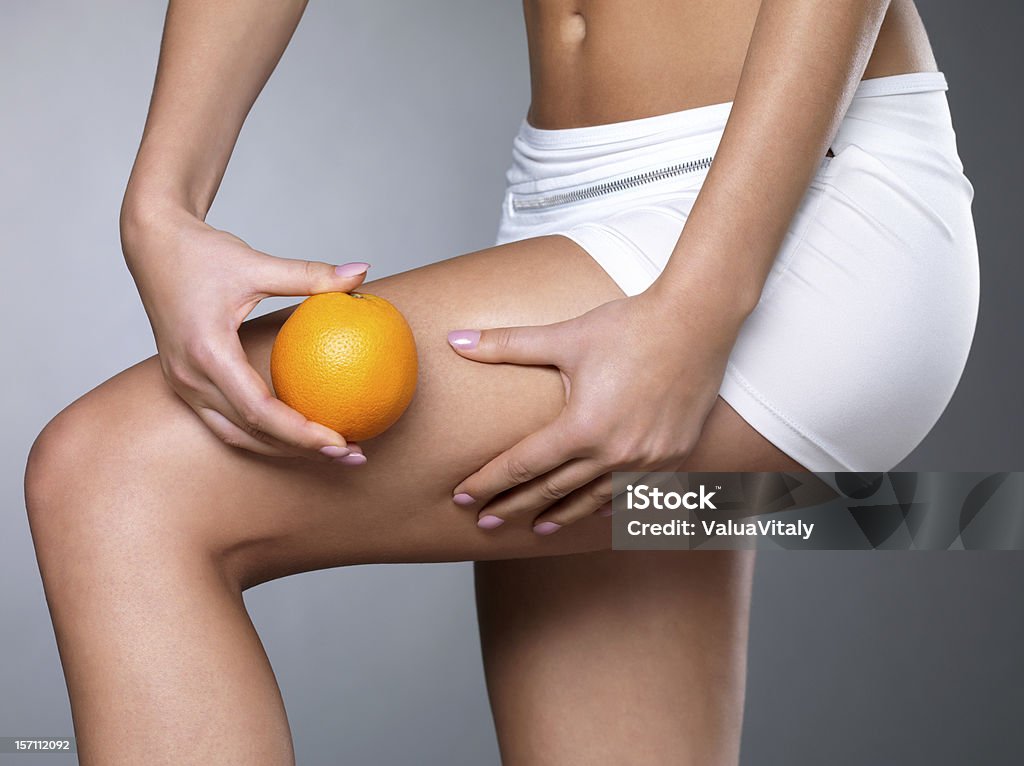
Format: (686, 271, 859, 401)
(523, 0, 939, 129)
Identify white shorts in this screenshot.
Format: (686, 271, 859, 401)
(494, 71, 979, 472)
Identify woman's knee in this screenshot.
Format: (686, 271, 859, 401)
(26, 392, 109, 527)
(25, 361, 226, 562)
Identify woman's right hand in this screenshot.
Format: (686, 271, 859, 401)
(120, 203, 370, 463)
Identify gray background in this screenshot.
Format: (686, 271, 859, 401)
(1, 2, 1021, 764)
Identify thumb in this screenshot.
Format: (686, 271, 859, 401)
(256, 256, 370, 297)
(447, 323, 564, 366)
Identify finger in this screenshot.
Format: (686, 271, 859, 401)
(588, 468, 667, 518)
(473, 457, 605, 527)
(194, 406, 292, 458)
(331, 441, 367, 466)
(204, 338, 353, 457)
(195, 386, 337, 461)
(447, 322, 567, 366)
(254, 255, 370, 297)
(452, 415, 579, 506)
(530, 474, 615, 534)
(162, 358, 298, 458)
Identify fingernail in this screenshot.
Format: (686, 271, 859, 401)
(319, 445, 351, 459)
(335, 262, 371, 278)
(477, 515, 505, 530)
(453, 492, 476, 506)
(334, 453, 367, 466)
(533, 522, 562, 536)
(597, 506, 613, 517)
(447, 330, 480, 351)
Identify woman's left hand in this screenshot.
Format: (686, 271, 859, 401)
(446, 281, 749, 534)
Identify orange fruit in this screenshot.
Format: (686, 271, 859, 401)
(270, 291, 418, 441)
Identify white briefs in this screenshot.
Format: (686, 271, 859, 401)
(494, 71, 979, 472)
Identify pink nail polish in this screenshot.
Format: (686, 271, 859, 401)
(335, 262, 370, 278)
(319, 445, 351, 459)
(334, 453, 367, 466)
(453, 492, 476, 506)
(477, 515, 505, 530)
(447, 330, 480, 350)
(533, 521, 562, 536)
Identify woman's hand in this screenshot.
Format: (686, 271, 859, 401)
(121, 203, 371, 463)
(446, 281, 749, 533)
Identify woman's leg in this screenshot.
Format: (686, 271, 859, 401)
(25, 234, 799, 764)
(476, 397, 803, 766)
(476, 551, 755, 766)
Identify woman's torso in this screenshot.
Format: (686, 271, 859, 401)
(523, 0, 939, 129)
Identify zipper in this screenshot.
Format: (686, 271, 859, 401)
(511, 155, 714, 212)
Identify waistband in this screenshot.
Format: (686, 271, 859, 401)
(516, 71, 949, 150)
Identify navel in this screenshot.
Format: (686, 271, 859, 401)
(562, 11, 586, 44)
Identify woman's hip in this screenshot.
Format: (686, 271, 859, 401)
(492, 72, 980, 471)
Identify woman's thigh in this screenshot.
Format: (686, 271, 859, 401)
(476, 549, 754, 765)
(33, 233, 799, 589)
